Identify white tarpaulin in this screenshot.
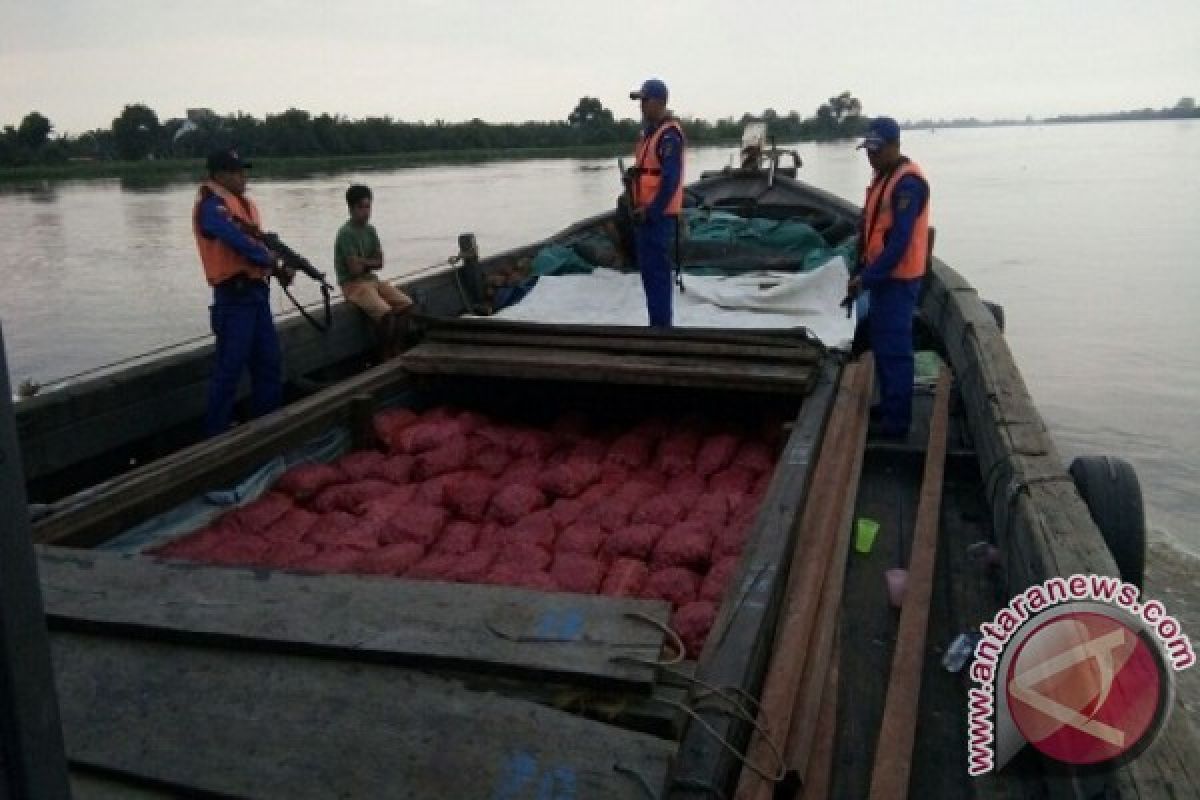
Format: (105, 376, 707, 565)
(489, 256, 855, 348)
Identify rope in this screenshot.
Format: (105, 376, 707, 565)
(660, 697, 788, 784)
(606, 611, 685, 667)
(33, 255, 461, 389)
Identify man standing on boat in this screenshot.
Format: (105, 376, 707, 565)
(848, 117, 931, 438)
(629, 78, 685, 328)
(193, 148, 290, 437)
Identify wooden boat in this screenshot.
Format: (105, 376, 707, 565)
(12, 153, 1197, 799)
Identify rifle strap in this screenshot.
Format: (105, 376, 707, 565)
(281, 280, 333, 333)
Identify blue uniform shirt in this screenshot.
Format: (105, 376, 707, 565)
(859, 173, 928, 288)
(643, 120, 684, 220)
(198, 192, 274, 268)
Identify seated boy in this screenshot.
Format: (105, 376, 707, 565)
(335, 184, 413, 357)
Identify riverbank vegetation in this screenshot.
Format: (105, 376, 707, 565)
(0, 93, 869, 181)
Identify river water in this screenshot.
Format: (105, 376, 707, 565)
(1, 120, 1197, 556)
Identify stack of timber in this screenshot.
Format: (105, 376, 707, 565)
(732, 356, 873, 800)
(401, 318, 823, 395)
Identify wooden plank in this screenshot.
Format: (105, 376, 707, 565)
(784, 357, 871, 781)
(736, 357, 871, 800)
(31, 359, 409, 547)
(425, 328, 821, 364)
(868, 368, 951, 800)
(829, 453, 919, 799)
(38, 547, 670, 690)
(401, 342, 816, 394)
(799, 634, 840, 800)
(52, 632, 673, 799)
(423, 315, 826, 351)
(0, 326, 71, 799)
(665, 360, 841, 799)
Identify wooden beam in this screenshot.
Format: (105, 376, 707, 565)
(38, 547, 669, 690)
(400, 342, 816, 394)
(52, 632, 674, 799)
(785, 356, 872, 780)
(31, 360, 408, 547)
(0, 323, 70, 798)
(425, 329, 821, 364)
(665, 360, 840, 799)
(421, 316, 827, 351)
(735, 357, 872, 800)
(868, 368, 952, 800)
(799, 634, 840, 800)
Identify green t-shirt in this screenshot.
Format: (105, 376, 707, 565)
(334, 221, 382, 285)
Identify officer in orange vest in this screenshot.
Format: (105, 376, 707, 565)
(192, 148, 291, 437)
(629, 78, 685, 327)
(847, 117, 930, 438)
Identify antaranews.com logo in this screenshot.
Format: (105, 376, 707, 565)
(966, 574, 1194, 775)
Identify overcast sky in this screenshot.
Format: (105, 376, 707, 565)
(2, 0, 1197, 135)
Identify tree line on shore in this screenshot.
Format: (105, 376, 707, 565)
(0, 92, 868, 168)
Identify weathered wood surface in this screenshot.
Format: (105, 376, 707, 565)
(737, 357, 872, 800)
(666, 360, 840, 799)
(924, 262, 1200, 797)
(422, 316, 827, 350)
(52, 632, 673, 799)
(799, 634, 840, 800)
(424, 328, 821, 364)
(31, 359, 409, 547)
(784, 357, 871, 782)
(38, 547, 669, 690)
(401, 342, 816, 395)
(868, 369, 951, 800)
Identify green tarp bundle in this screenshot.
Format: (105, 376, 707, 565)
(531, 209, 858, 277)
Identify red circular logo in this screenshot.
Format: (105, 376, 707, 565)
(1005, 611, 1166, 766)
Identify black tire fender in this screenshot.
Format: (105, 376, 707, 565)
(1068, 455, 1146, 588)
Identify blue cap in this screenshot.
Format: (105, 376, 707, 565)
(630, 78, 669, 102)
(858, 117, 901, 151)
(206, 147, 252, 173)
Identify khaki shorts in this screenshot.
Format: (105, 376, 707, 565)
(342, 279, 413, 321)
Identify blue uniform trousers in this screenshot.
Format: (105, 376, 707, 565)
(204, 280, 282, 437)
(634, 215, 677, 328)
(867, 277, 921, 434)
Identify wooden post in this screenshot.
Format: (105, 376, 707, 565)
(457, 232, 486, 312)
(867, 368, 952, 800)
(0, 322, 71, 798)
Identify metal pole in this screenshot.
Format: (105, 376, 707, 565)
(0, 321, 70, 798)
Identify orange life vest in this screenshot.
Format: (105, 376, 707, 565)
(861, 158, 930, 280)
(633, 118, 685, 215)
(192, 180, 270, 287)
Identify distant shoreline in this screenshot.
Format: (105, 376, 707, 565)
(0, 142, 652, 185)
(904, 109, 1199, 131)
(2, 112, 1196, 184)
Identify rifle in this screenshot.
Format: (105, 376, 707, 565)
(240, 224, 335, 333)
(258, 231, 331, 289)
